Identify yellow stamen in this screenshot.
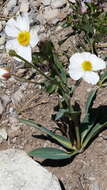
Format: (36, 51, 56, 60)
(82, 60, 92, 71)
(17, 31, 30, 46)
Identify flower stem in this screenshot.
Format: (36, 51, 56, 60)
(13, 53, 52, 81)
(74, 120, 81, 150)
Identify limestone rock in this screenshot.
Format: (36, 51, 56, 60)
(0, 149, 61, 190)
(51, 0, 66, 9)
(44, 7, 59, 24)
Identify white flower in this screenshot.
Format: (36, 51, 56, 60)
(0, 68, 10, 80)
(5, 13, 39, 62)
(68, 52, 106, 85)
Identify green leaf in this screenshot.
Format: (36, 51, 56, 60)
(18, 118, 73, 150)
(71, 111, 81, 121)
(29, 147, 73, 160)
(81, 113, 96, 144)
(82, 121, 107, 149)
(85, 89, 97, 114)
(45, 83, 58, 94)
(52, 53, 67, 84)
(99, 70, 107, 85)
(55, 108, 69, 120)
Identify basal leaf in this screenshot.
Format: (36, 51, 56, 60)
(80, 115, 95, 144)
(29, 147, 73, 160)
(55, 109, 69, 120)
(52, 53, 67, 83)
(82, 121, 107, 149)
(85, 89, 97, 114)
(18, 118, 73, 150)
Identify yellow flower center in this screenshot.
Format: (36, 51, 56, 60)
(17, 31, 30, 46)
(82, 60, 92, 71)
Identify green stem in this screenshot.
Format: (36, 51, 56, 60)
(14, 53, 52, 81)
(74, 120, 81, 150)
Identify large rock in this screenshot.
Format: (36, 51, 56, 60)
(0, 149, 61, 190)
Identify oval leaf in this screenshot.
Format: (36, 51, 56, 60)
(82, 121, 107, 149)
(18, 118, 73, 150)
(29, 147, 74, 160)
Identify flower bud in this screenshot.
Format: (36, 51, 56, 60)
(0, 68, 10, 80)
(9, 50, 17, 57)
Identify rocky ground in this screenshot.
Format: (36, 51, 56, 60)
(0, 0, 107, 190)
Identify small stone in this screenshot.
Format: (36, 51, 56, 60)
(89, 183, 101, 190)
(16, 68, 28, 77)
(0, 95, 10, 115)
(0, 101, 4, 115)
(68, 0, 76, 3)
(51, 0, 66, 9)
(42, 0, 51, 6)
(0, 128, 7, 143)
(0, 35, 5, 45)
(55, 25, 63, 32)
(3, 0, 17, 16)
(19, 0, 29, 12)
(0, 22, 3, 32)
(44, 7, 59, 24)
(0, 149, 61, 190)
(11, 84, 28, 106)
(8, 116, 21, 138)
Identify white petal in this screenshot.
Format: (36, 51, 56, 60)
(6, 39, 22, 62)
(80, 52, 92, 60)
(80, 52, 106, 71)
(6, 39, 17, 52)
(5, 18, 19, 37)
(83, 71, 99, 85)
(17, 45, 32, 62)
(16, 13, 30, 31)
(6, 39, 32, 62)
(91, 57, 106, 71)
(68, 69, 83, 80)
(69, 53, 83, 69)
(30, 28, 39, 48)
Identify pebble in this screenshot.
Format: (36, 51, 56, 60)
(3, 0, 17, 16)
(0, 22, 3, 32)
(68, 0, 76, 3)
(19, 0, 29, 12)
(0, 128, 7, 143)
(16, 68, 28, 77)
(51, 0, 66, 9)
(0, 35, 5, 46)
(44, 7, 59, 24)
(42, 0, 51, 6)
(11, 83, 28, 106)
(0, 95, 10, 115)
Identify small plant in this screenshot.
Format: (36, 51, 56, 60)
(17, 44, 107, 160)
(5, 6, 107, 161)
(62, 0, 107, 53)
